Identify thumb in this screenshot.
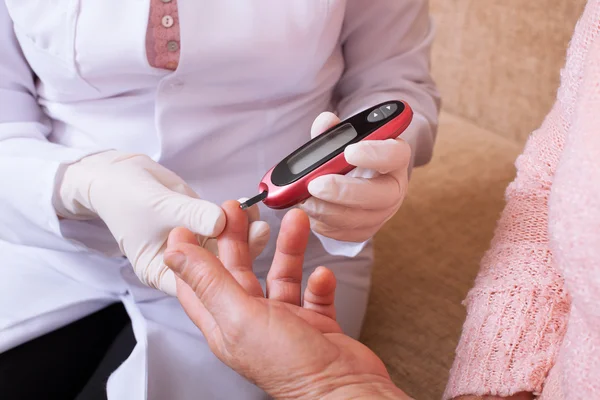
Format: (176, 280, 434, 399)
(310, 112, 341, 139)
(164, 243, 249, 327)
(162, 193, 226, 238)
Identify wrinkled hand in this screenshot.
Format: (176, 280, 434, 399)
(299, 112, 411, 243)
(53, 150, 270, 296)
(164, 201, 410, 400)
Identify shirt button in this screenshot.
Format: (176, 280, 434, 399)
(165, 61, 178, 70)
(167, 40, 179, 52)
(161, 0, 172, 2)
(162, 15, 174, 28)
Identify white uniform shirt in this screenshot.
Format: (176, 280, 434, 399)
(0, 1, 439, 398)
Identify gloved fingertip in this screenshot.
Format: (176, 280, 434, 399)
(248, 221, 270, 259)
(306, 177, 328, 197)
(249, 221, 270, 243)
(310, 112, 341, 138)
(343, 141, 371, 165)
(160, 269, 178, 297)
(343, 142, 359, 158)
(211, 207, 227, 236)
(250, 219, 269, 232)
(188, 200, 227, 237)
(249, 243, 268, 260)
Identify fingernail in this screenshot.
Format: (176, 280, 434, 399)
(344, 143, 357, 157)
(164, 251, 187, 271)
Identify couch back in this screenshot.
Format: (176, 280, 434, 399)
(429, 0, 587, 145)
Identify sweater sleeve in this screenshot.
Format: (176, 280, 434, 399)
(444, 4, 599, 396)
(444, 101, 571, 399)
(0, 3, 99, 252)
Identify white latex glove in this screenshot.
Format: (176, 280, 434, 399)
(53, 150, 270, 296)
(299, 112, 411, 243)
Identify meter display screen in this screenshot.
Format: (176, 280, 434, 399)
(286, 123, 357, 174)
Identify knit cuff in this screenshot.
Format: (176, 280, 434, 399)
(443, 287, 570, 399)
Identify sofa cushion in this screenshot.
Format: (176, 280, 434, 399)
(429, 0, 585, 145)
(361, 111, 522, 399)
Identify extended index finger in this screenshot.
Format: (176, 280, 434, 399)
(218, 200, 264, 297)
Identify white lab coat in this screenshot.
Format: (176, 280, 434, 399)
(0, 1, 439, 399)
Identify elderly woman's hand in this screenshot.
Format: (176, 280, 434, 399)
(164, 200, 411, 400)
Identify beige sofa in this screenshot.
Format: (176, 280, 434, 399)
(360, 1, 587, 399)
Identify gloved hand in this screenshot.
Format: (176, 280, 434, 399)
(53, 150, 270, 296)
(299, 112, 411, 243)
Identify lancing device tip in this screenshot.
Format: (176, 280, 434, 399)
(239, 190, 268, 210)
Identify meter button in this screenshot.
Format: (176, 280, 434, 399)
(379, 103, 398, 118)
(367, 109, 385, 123)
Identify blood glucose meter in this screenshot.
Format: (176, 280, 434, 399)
(240, 100, 413, 210)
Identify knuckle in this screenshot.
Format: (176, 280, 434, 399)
(375, 175, 405, 209)
(334, 206, 358, 229)
(271, 276, 302, 286)
(187, 203, 225, 236)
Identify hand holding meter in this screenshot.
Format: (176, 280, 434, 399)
(240, 100, 413, 210)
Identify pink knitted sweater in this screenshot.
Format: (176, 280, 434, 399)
(444, 2, 600, 399)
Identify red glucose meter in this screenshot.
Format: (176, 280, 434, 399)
(240, 100, 413, 210)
